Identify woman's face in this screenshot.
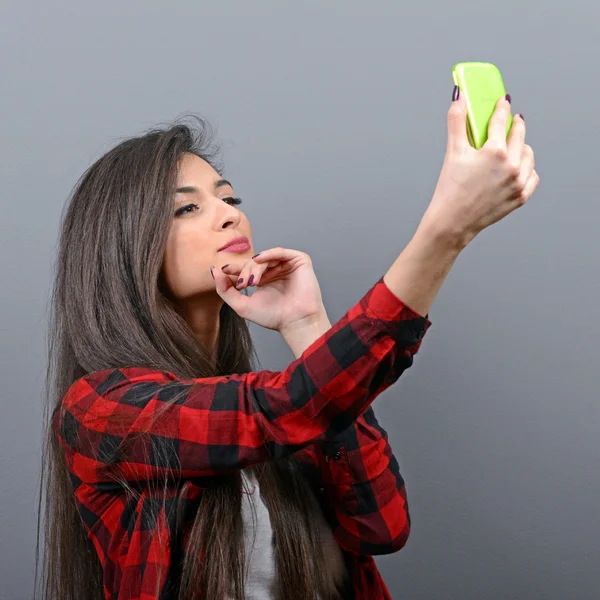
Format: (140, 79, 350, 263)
(161, 153, 254, 301)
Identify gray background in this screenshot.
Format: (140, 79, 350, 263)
(1, 1, 598, 599)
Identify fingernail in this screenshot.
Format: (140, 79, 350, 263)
(237, 278, 244, 287)
(221, 264, 230, 270)
(452, 85, 460, 101)
(248, 274, 254, 285)
(252, 253, 260, 259)
(505, 93, 512, 104)
(518, 113, 524, 122)
(210, 266, 215, 279)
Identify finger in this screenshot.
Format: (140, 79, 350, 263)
(247, 261, 275, 287)
(485, 94, 512, 149)
(508, 168, 539, 210)
(254, 262, 288, 285)
(251, 247, 308, 266)
(521, 168, 540, 201)
(447, 86, 470, 154)
(241, 259, 289, 289)
(240, 247, 309, 289)
(234, 259, 255, 290)
(210, 266, 251, 316)
(224, 256, 270, 290)
(241, 259, 275, 290)
(219, 263, 247, 289)
(220, 262, 242, 275)
(507, 113, 526, 166)
(518, 145, 535, 187)
(221, 261, 271, 279)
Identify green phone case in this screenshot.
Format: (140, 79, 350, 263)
(452, 62, 513, 149)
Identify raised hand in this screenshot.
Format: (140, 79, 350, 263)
(424, 89, 539, 246)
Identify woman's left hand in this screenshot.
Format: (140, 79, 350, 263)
(211, 247, 326, 332)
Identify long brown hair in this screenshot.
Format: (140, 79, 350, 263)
(34, 116, 346, 600)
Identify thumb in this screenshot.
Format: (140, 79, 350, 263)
(447, 85, 469, 154)
(211, 266, 250, 316)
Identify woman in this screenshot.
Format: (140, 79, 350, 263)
(36, 87, 538, 600)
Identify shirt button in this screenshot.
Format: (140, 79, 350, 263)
(333, 451, 342, 461)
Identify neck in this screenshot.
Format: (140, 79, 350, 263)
(175, 292, 223, 357)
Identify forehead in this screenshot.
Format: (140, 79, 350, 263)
(177, 153, 221, 184)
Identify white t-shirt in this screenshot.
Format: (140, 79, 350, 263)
(226, 467, 345, 599)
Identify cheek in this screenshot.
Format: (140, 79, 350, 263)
(161, 229, 214, 299)
(242, 214, 252, 236)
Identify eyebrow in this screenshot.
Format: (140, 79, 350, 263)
(175, 179, 232, 194)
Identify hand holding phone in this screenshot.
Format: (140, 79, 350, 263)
(419, 65, 538, 247)
(452, 62, 513, 149)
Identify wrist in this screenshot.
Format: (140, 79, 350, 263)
(383, 209, 468, 317)
(418, 208, 474, 253)
(280, 312, 332, 359)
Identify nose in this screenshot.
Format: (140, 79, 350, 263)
(217, 199, 242, 230)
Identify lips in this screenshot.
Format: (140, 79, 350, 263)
(218, 236, 250, 252)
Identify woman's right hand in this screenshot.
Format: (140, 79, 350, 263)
(422, 88, 539, 247)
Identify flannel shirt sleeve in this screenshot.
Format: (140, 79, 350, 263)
(55, 276, 432, 485)
(295, 405, 411, 556)
(293, 279, 432, 556)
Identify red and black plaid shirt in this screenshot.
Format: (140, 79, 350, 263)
(54, 276, 432, 599)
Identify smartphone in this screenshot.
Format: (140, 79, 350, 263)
(452, 62, 513, 149)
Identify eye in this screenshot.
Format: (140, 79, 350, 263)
(222, 196, 243, 206)
(174, 203, 199, 217)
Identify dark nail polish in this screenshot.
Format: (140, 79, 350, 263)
(237, 278, 244, 287)
(452, 85, 460, 101)
(505, 93, 512, 104)
(252, 253, 260, 259)
(210, 266, 215, 279)
(221, 264, 230, 269)
(248, 275, 254, 285)
(518, 113, 524, 122)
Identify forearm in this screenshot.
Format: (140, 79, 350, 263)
(383, 216, 466, 317)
